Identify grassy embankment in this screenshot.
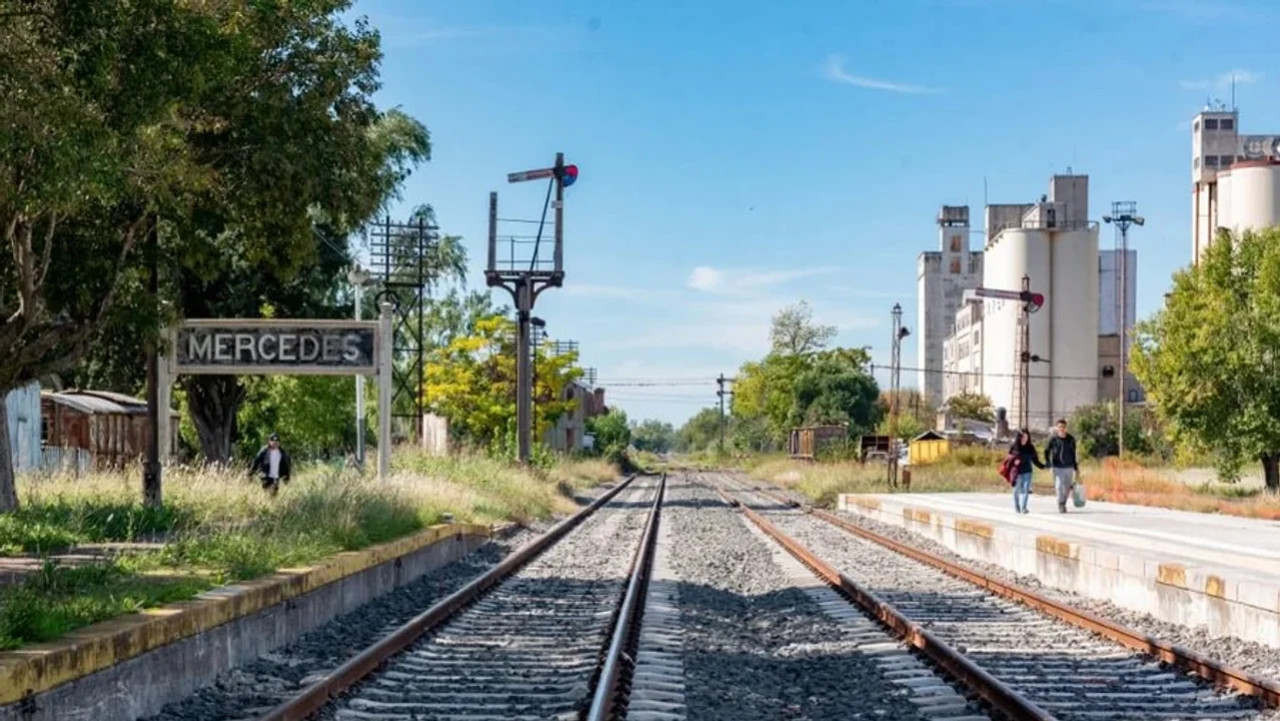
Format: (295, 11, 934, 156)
(0, 452, 617, 650)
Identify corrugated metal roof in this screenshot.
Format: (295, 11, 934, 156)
(72, 389, 146, 408)
(43, 392, 126, 415)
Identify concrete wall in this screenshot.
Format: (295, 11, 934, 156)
(0, 527, 489, 721)
(3, 382, 41, 471)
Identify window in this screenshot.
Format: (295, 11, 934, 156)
(1220, 155, 1235, 167)
(949, 258, 961, 274)
(950, 235, 961, 252)
(1204, 118, 1219, 130)
(1221, 118, 1235, 130)
(1193, 120, 1200, 132)
(1194, 157, 1200, 169)
(972, 330, 980, 346)
(1205, 155, 1218, 167)
(1128, 390, 1140, 403)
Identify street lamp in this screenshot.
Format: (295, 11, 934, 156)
(348, 265, 374, 469)
(1103, 203, 1143, 459)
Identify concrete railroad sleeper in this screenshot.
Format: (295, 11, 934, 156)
(717, 474, 1276, 721)
(257, 472, 665, 721)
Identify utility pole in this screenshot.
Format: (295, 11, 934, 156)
(964, 281, 1047, 432)
(488, 153, 578, 463)
(888, 304, 909, 488)
(143, 214, 162, 509)
(716, 374, 735, 453)
(1104, 203, 1143, 459)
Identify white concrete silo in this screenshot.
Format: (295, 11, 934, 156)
(980, 177, 1098, 431)
(1218, 160, 1280, 236)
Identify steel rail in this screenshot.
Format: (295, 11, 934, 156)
(711, 480, 1056, 721)
(745, 482, 1280, 711)
(256, 473, 643, 721)
(586, 472, 667, 721)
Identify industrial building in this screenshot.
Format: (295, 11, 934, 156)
(1191, 106, 1280, 264)
(916, 205, 983, 404)
(935, 174, 1114, 431)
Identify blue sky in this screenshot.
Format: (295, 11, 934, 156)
(352, 0, 1280, 426)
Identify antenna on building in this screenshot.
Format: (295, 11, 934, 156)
(1231, 72, 1236, 109)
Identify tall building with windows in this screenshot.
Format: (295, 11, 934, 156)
(1191, 106, 1280, 264)
(917, 206, 983, 405)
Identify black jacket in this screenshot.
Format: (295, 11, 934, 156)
(1045, 434, 1079, 470)
(250, 446, 292, 481)
(1009, 440, 1044, 474)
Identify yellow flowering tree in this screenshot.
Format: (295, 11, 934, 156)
(424, 315, 582, 450)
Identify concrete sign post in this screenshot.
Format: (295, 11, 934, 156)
(164, 311, 395, 480)
(377, 302, 393, 480)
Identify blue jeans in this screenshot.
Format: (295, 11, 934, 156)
(1013, 472, 1032, 512)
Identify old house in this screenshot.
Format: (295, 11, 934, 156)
(42, 390, 180, 469)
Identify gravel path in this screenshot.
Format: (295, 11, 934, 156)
(730, 476, 1274, 720)
(144, 485, 616, 721)
(667, 474, 942, 721)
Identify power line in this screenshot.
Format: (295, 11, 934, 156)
(872, 363, 1101, 382)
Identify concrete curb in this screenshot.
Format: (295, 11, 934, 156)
(0, 522, 490, 720)
(839, 494, 1280, 649)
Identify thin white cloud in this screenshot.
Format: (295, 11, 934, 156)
(686, 265, 841, 294)
(824, 54, 943, 95)
(1180, 69, 1262, 91)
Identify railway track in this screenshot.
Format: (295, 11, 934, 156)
(256, 472, 666, 721)
(710, 473, 1278, 721)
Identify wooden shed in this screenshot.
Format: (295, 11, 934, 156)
(788, 424, 847, 461)
(908, 430, 950, 465)
(42, 390, 179, 469)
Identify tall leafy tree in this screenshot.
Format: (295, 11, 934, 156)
(792, 348, 881, 434)
(0, 1, 302, 508)
(769, 300, 836, 356)
(1132, 227, 1280, 488)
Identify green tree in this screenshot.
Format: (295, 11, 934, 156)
(1132, 227, 1280, 488)
(587, 409, 631, 463)
(1071, 401, 1153, 459)
(0, 1, 336, 508)
(424, 316, 580, 450)
(631, 419, 677, 454)
(769, 300, 836, 356)
(946, 391, 995, 423)
(791, 348, 881, 434)
(678, 407, 722, 452)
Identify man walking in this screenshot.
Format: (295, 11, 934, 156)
(250, 433, 292, 497)
(1045, 419, 1079, 513)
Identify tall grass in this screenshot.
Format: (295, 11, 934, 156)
(0, 452, 618, 649)
(750, 447, 1010, 508)
(1086, 458, 1280, 520)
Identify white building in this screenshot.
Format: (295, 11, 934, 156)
(1192, 106, 1280, 264)
(941, 302, 983, 399)
(938, 175, 1099, 431)
(917, 205, 983, 404)
(1098, 248, 1136, 339)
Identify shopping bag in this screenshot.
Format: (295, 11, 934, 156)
(1072, 480, 1086, 508)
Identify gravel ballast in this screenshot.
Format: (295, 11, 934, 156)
(821, 490, 1280, 684)
(144, 484, 617, 721)
(738, 476, 1278, 720)
(667, 475, 937, 721)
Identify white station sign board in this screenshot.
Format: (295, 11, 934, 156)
(173, 320, 380, 375)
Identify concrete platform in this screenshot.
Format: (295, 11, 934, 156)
(838, 492, 1280, 648)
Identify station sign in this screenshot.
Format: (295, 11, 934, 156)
(173, 319, 379, 375)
